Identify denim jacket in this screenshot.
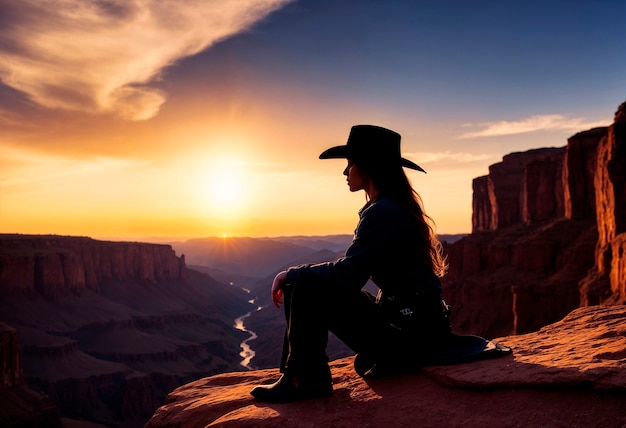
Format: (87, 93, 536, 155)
(284, 197, 442, 298)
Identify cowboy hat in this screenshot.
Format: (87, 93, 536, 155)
(319, 125, 426, 173)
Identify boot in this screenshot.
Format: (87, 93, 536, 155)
(250, 367, 332, 403)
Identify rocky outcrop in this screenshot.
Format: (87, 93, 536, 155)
(0, 235, 187, 299)
(0, 323, 20, 388)
(145, 305, 626, 428)
(563, 127, 605, 220)
(580, 102, 626, 305)
(0, 323, 62, 428)
(472, 147, 566, 232)
(444, 101, 625, 338)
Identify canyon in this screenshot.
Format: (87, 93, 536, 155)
(0, 236, 253, 427)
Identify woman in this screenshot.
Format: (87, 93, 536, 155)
(251, 125, 504, 403)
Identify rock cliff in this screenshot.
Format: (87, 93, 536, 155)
(580, 102, 626, 305)
(0, 235, 254, 427)
(472, 147, 566, 232)
(0, 322, 62, 428)
(0, 235, 187, 298)
(145, 305, 626, 428)
(443, 101, 626, 338)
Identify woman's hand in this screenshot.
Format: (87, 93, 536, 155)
(271, 270, 288, 308)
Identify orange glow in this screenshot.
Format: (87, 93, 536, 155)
(0, 124, 477, 239)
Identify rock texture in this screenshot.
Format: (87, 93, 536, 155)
(0, 323, 62, 428)
(145, 305, 626, 428)
(443, 101, 626, 338)
(580, 102, 626, 305)
(0, 235, 254, 427)
(0, 235, 187, 299)
(472, 147, 566, 232)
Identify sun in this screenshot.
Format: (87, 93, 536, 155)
(211, 169, 242, 205)
(191, 156, 251, 220)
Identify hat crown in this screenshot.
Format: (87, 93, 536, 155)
(346, 125, 401, 164)
(318, 124, 426, 173)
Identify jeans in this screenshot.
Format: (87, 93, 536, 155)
(279, 281, 450, 375)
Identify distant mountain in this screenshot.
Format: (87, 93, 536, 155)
(272, 234, 354, 252)
(170, 236, 345, 279)
(438, 234, 467, 244)
(171, 234, 465, 284)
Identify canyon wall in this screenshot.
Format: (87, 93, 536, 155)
(444, 101, 626, 338)
(0, 323, 20, 388)
(0, 235, 187, 299)
(0, 235, 253, 427)
(580, 103, 626, 305)
(0, 323, 62, 427)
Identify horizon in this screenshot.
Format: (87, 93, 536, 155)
(1, 1, 624, 239)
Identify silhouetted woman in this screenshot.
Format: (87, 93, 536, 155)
(251, 125, 507, 403)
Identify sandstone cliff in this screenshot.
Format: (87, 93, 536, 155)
(145, 305, 626, 428)
(580, 102, 626, 305)
(0, 235, 187, 298)
(0, 235, 254, 427)
(443, 101, 626, 338)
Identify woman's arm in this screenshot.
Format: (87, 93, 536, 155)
(282, 201, 395, 293)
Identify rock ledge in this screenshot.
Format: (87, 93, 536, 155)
(147, 305, 626, 428)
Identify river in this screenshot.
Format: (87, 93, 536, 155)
(233, 295, 263, 370)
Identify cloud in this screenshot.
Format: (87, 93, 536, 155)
(405, 151, 495, 164)
(458, 114, 609, 139)
(0, 145, 149, 186)
(0, 0, 292, 120)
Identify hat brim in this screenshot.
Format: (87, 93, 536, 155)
(319, 145, 349, 159)
(319, 145, 426, 173)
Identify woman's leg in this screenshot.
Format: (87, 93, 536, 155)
(279, 282, 331, 375)
(327, 290, 398, 358)
(281, 286, 397, 373)
(251, 282, 333, 402)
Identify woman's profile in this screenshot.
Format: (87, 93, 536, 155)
(251, 125, 510, 403)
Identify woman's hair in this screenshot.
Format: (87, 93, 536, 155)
(357, 159, 448, 277)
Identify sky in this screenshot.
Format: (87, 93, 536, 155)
(1, 0, 624, 240)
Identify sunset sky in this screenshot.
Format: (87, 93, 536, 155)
(1, 0, 624, 240)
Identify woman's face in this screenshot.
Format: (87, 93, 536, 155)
(343, 160, 367, 192)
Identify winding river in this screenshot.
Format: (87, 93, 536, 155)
(233, 294, 263, 370)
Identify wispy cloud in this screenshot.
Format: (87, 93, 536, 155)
(458, 114, 609, 139)
(0, 145, 149, 186)
(0, 0, 292, 120)
(405, 151, 495, 164)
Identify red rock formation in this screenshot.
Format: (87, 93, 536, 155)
(0, 236, 253, 427)
(0, 235, 187, 299)
(564, 127, 606, 220)
(0, 323, 62, 427)
(471, 176, 491, 233)
(522, 151, 565, 223)
(145, 305, 626, 428)
(473, 148, 565, 232)
(0, 323, 21, 388)
(443, 102, 626, 337)
(444, 217, 598, 336)
(444, 113, 626, 336)
(580, 102, 626, 305)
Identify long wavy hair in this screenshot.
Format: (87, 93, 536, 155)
(356, 159, 448, 277)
